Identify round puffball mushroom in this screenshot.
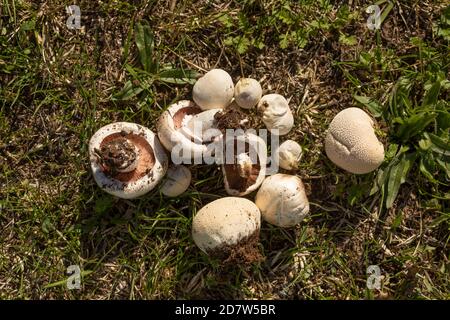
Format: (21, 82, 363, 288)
(221, 132, 267, 196)
(275, 140, 302, 170)
(257, 94, 294, 135)
(234, 78, 263, 109)
(325, 107, 385, 174)
(89, 122, 168, 199)
(160, 165, 191, 197)
(192, 197, 261, 261)
(255, 174, 309, 228)
(157, 100, 221, 163)
(192, 69, 234, 110)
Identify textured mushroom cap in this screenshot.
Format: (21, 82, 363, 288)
(276, 140, 302, 170)
(325, 107, 384, 174)
(221, 132, 267, 196)
(192, 197, 261, 252)
(255, 174, 309, 227)
(192, 69, 234, 110)
(234, 78, 263, 109)
(161, 165, 191, 197)
(257, 94, 294, 135)
(89, 122, 168, 199)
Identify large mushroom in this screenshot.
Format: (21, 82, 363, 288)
(234, 78, 263, 109)
(221, 131, 267, 196)
(192, 197, 262, 263)
(257, 94, 294, 136)
(157, 100, 221, 164)
(325, 107, 385, 174)
(89, 122, 168, 199)
(192, 69, 234, 110)
(255, 174, 309, 227)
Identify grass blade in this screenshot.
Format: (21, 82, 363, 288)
(134, 22, 155, 73)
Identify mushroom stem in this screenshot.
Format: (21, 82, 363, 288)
(236, 153, 253, 178)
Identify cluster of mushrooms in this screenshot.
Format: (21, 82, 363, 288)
(89, 69, 385, 263)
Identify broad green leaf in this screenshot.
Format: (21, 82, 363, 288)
(389, 77, 412, 117)
(395, 113, 436, 142)
(134, 22, 156, 73)
(385, 143, 399, 159)
(425, 132, 450, 156)
(354, 95, 383, 117)
(112, 80, 144, 101)
(370, 166, 387, 196)
(419, 153, 438, 183)
(158, 68, 199, 85)
(436, 158, 450, 179)
(436, 101, 450, 132)
(385, 153, 416, 208)
(422, 81, 441, 107)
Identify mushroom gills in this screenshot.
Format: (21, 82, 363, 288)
(179, 108, 221, 144)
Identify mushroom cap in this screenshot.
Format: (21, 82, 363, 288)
(234, 78, 263, 109)
(275, 140, 303, 170)
(160, 165, 191, 197)
(221, 131, 267, 196)
(255, 174, 309, 227)
(325, 107, 384, 174)
(157, 100, 220, 163)
(89, 122, 168, 199)
(192, 197, 261, 252)
(257, 94, 294, 135)
(192, 69, 234, 110)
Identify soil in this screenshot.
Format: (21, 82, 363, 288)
(214, 103, 255, 132)
(207, 229, 264, 266)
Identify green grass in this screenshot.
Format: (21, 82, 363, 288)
(0, 0, 449, 299)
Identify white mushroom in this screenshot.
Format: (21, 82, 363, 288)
(275, 140, 303, 170)
(257, 94, 294, 135)
(192, 69, 234, 110)
(89, 122, 168, 199)
(221, 131, 267, 196)
(160, 165, 191, 197)
(192, 197, 261, 259)
(255, 174, 309, 228)
(234, 78, 263, 109)
(157, 100, 221, 163)
(325, 107, 385, 174)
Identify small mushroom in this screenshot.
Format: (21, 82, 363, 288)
(325, 107, 384, 174)
(257, 94, 294, 135)
(234, 78, 263, 109)
(275, 140, 303, 170)
(221, 131, 267, 196)
(255, 174, 309, 228)
(160, 165, 191, 197)
(192, 69, 234, 110)
(192, 197, 262, 263)
(89, 122, 168, 199)
(157, 100, 221, 163)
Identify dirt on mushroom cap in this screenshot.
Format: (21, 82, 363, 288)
(97, 132, 156, 183)
(206, 228, 263, 266)
(214, 104, 256, 132)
